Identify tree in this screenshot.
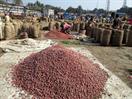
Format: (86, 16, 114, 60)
(12, 0, 23, 5)
(27, 3, 34, 8)
(45, 4, 65, 14)
(34, 0, 44, 9)
(66, 7, 76, 13)
(66, 6, 90, 15)
(0, 0, 5, 3)
(76, 5, 83, 15)
(27, 1, 44, 11)
(117, 7, 132, 17)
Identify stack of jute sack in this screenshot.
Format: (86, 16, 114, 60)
(0, 16, 48, 40)
(1, 18, 23, 40)
(95, 27, 124, 46)
(20, 21, 41, 38)
(86, 22, 132, 47)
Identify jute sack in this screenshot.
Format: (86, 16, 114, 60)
(122, 29, 129, 44)
(127, 30, 132, 47)
(101, 29, 112, 46)
(49, 21, 55, 31)
(12, 20, 19, 36)
(104, 24, 111, 29)
(19, 20, 23, 28)
(129, 25, 132, 31)
(111, 29, 124, 46)
(79, 30, 86, 36)
(17, 20, 23, 35)
(92, 27, 98, 39)
(123, 24, 130, 30)
(21, 22, 30, 33)
(72, 22, 76, 31)
(4, 22, 16, 40)
(28, 24, 35, 38)
(19, 22, 27, 37)
(36, 23, 41, 38)
(17, 20, 23, 29)
(0, 20, 3, 40)
(40, 21, 49, 30)
(1, 23, 5, 40)
(122, 24, 130, 44)
(85, 22, 92, 36)
(11, 22, 16, 38)
(74, 23, 80, 32)
(97, 23, 103, 28)
(80, 22, 86, 30)
(86, 26, 92, 36)
(96, 28, 104, 43)
(32, 22, 40, 38)
(55, 22, 61, 31)
(90, 27, 95, 38)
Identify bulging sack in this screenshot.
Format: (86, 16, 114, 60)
(4, 22, 16, 40)
(0, 21, 3, 40)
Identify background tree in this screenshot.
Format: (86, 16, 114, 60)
(66, 7, 77, 14)
(117, 7, 132, 17)
(27, 0, 44, 11)
(45, 5, 65, 14)
(76, 5, 83, 15)
(12, 0, 23, 5)
(0, 0, 5, 3)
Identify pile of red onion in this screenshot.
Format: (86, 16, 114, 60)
(12, 45, 108, 99)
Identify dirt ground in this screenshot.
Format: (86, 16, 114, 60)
(0, 47, 4, 56)
(86, 46, 132, 88)
(59, 40, 132, 89)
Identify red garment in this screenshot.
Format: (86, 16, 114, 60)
(128, 19, 132, 25)
(64, 23, 71, 30)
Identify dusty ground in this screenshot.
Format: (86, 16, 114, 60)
(0, 47, 4, 56)
(86, 46, 132, 89)
(59, 40, 132, 89)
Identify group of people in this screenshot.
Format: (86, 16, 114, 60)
(80, 13, 128, 30)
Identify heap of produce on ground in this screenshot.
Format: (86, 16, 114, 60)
(11, 45, 108, 99)
(45, 30, 73, 40)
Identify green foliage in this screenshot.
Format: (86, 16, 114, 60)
(61, 40, 80, 45)
(27, 1, 44, 11)
(117, 7, 132, 17)
(0, 0, 5, 3)
(66, 7, 77, 13)
(76, 5, 83, 15)
(92, 8, 106, 14)
(66, 5, 88, 14)
(45, 5, 65, 14)
(12, 0, 23, 5)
